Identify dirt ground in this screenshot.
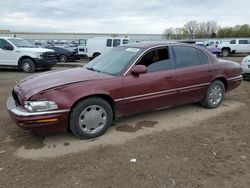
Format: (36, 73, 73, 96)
(0, 58, 250, 188)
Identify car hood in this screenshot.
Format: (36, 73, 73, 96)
(19, 47, 54, 53)
(14, 68, 113, 100)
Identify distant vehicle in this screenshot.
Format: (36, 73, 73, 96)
(7, 42, 242, 139)
(195, 43, 222, 57)
(204, 40, 221, 48)
(0, 37, 56, 72)
(46, 46, 79, 62)
(241, 55, 250, 80)
(217, 39, 250, 57)
(82, 37, 130, 59)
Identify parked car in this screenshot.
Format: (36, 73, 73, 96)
(241, 55, 250, 80)
(7, 42, 242, 139)
(217, 39, 250, 57)
(195, 43, 222, 57)
(46, 46, 79, 62)
(0, 37, 56, 72)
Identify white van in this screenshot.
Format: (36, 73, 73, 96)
(0, 37, 56, 72)
(83, 37, 130, 59)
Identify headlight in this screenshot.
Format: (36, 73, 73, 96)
(24, 101, 58, 112)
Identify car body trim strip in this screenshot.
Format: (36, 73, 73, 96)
(227, 75, 242, 81)
(114, 83, 210, 102)
(10, 108, 70, 117)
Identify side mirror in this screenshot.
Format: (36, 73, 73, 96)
(130, 65, 147, 76)
(3, 45, 14, 51)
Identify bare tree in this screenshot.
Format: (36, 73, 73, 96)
(184, 21, 198, 39)
(205, 21, 219, 37)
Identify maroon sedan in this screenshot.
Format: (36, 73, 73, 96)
(7, 42, 242, 139)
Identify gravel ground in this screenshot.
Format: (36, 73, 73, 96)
(0, 57, 250, 188)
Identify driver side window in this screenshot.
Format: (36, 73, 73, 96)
(137, 47, 172, 72)
(0, 39, 12, 50)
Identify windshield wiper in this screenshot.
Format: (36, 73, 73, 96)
(86, 67, 101, 73)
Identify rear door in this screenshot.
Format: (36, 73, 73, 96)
(172, 45, 213, 105)
(122, 47, 178, 115)
(238, 39, 250, 53)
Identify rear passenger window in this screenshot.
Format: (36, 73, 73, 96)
(106, 39, 112, 47)
(113, 39, 121, 47)
(239, 40, 248, 44)
(196, 49, 209, 64)
(173, 46, 200, 68)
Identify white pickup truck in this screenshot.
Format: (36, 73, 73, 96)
(0, 37, 57, 72)
(218, 39, 250, 57)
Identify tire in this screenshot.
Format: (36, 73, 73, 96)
(222, 49, 230, 57)
(21, 58, 35, 73)
(200, 80, 225, 109)
(59, 54, 68, 63)
(70, 97, 113, 139)
(214, 53, 220, 58)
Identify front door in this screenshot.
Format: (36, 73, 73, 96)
(0, 39, 16, 66)
(122, 47, 178, 115)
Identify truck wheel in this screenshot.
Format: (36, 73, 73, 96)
(59, 54, 68, 63)
(222, 49, 230, 57)
(200, 80, 225, 109)
(70, 97, 113, 139)
(21, 58, 35, 73)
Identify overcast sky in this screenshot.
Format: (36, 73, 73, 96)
(0, 0, 250, 34)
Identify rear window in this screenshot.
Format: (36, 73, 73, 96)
(239, 40, 249, 44)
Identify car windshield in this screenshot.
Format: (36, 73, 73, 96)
(8, 38, 35, 48)
(84, 46, 142, 75)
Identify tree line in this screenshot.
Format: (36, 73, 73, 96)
(163, 21, 250, 39)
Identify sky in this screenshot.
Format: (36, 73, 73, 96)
(0, 0, 250, 34)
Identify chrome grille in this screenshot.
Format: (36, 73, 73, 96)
(12, 89, 21, 105)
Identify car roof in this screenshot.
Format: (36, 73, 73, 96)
(0, 36, 23, 40)
(122, 41, 194, 49)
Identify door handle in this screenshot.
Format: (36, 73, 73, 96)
(165, 75, 173, 79)
(208, 69, 215, 72)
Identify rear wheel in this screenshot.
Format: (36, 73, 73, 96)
(70, 97, 113, 139)
(21, 58, 35, 73)
(200, 80, 225, 109)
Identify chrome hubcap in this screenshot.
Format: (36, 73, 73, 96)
(23, 62, 30, 72)
(209, 85, 223, 105)
(78, 105, 107, 134)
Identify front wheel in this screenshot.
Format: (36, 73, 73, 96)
(222, 49, 230, 57)
(70, 97, 113, 139)
(59, 54, 68, 62)
(21, 58, 35, 73)
(200, 80, 225, 109)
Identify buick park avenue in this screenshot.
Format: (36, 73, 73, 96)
(7, 42, 242, 139)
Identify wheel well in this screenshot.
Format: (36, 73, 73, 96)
(93, 52, 101, 57)
(67, 94, 117, 132)
(18, 56, 35, 69)
(214, 77, 228, 91)
(221, 47, 231, 52)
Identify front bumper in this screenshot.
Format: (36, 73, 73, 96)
(7, 96, 70, 134)
(33, 58, 57, 69)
